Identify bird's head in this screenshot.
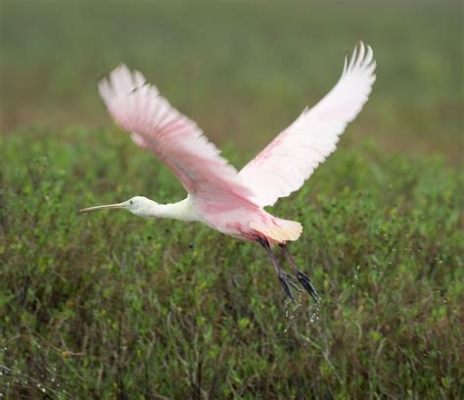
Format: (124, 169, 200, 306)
(79, 196, 156, 217)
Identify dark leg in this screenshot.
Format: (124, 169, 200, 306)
(257, 238, 296, 300)
(280, 244, 320, 303)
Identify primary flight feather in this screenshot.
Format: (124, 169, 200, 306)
(81, 42, 376, 301)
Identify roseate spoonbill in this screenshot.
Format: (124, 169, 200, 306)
(80, 42, 376, 302)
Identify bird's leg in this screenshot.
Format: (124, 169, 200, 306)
(257, 238, 296, 300)
(280, 244, 320, 303)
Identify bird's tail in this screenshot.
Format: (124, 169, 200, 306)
(250, 218, 302, 244)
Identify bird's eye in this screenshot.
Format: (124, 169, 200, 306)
(130, 200, 133, 205)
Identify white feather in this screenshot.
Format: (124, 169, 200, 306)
(239, 42, 376, 207)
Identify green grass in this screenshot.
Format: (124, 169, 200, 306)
(1, 129, 463, 398)
(1, 0, 463, 398)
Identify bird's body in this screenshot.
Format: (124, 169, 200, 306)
(116, 195, 301, 244)
(81, 42, 376, 301)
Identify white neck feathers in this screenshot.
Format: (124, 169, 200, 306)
(144, 197, 196, 222)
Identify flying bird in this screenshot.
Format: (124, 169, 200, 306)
(80, 42, 376, 302)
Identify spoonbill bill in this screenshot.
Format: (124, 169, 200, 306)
(80, 42, 376, 301)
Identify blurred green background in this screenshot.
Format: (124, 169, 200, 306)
(1, 0, 462, 159)
(1, 1, 463, 398)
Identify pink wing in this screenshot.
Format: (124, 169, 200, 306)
(239, 42, 376, 207)
(98, 65, 255, 207)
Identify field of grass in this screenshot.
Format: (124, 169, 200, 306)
(1, 1, 463, 399)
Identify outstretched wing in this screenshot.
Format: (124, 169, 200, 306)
(239, 42, 376, 207)
(98, 65, 255, 207)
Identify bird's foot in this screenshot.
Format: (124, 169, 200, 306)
(296, 270, 320, 303)
(278, 272, 296, 301)
(284, 272, 301, 292)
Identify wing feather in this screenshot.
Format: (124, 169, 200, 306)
(239, 42, 376, 207)
(98, 65, 255, 206)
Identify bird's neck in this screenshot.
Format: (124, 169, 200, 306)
(150, 197, 196, 222)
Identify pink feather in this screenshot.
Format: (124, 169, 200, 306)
(98, 65, 257, 208)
